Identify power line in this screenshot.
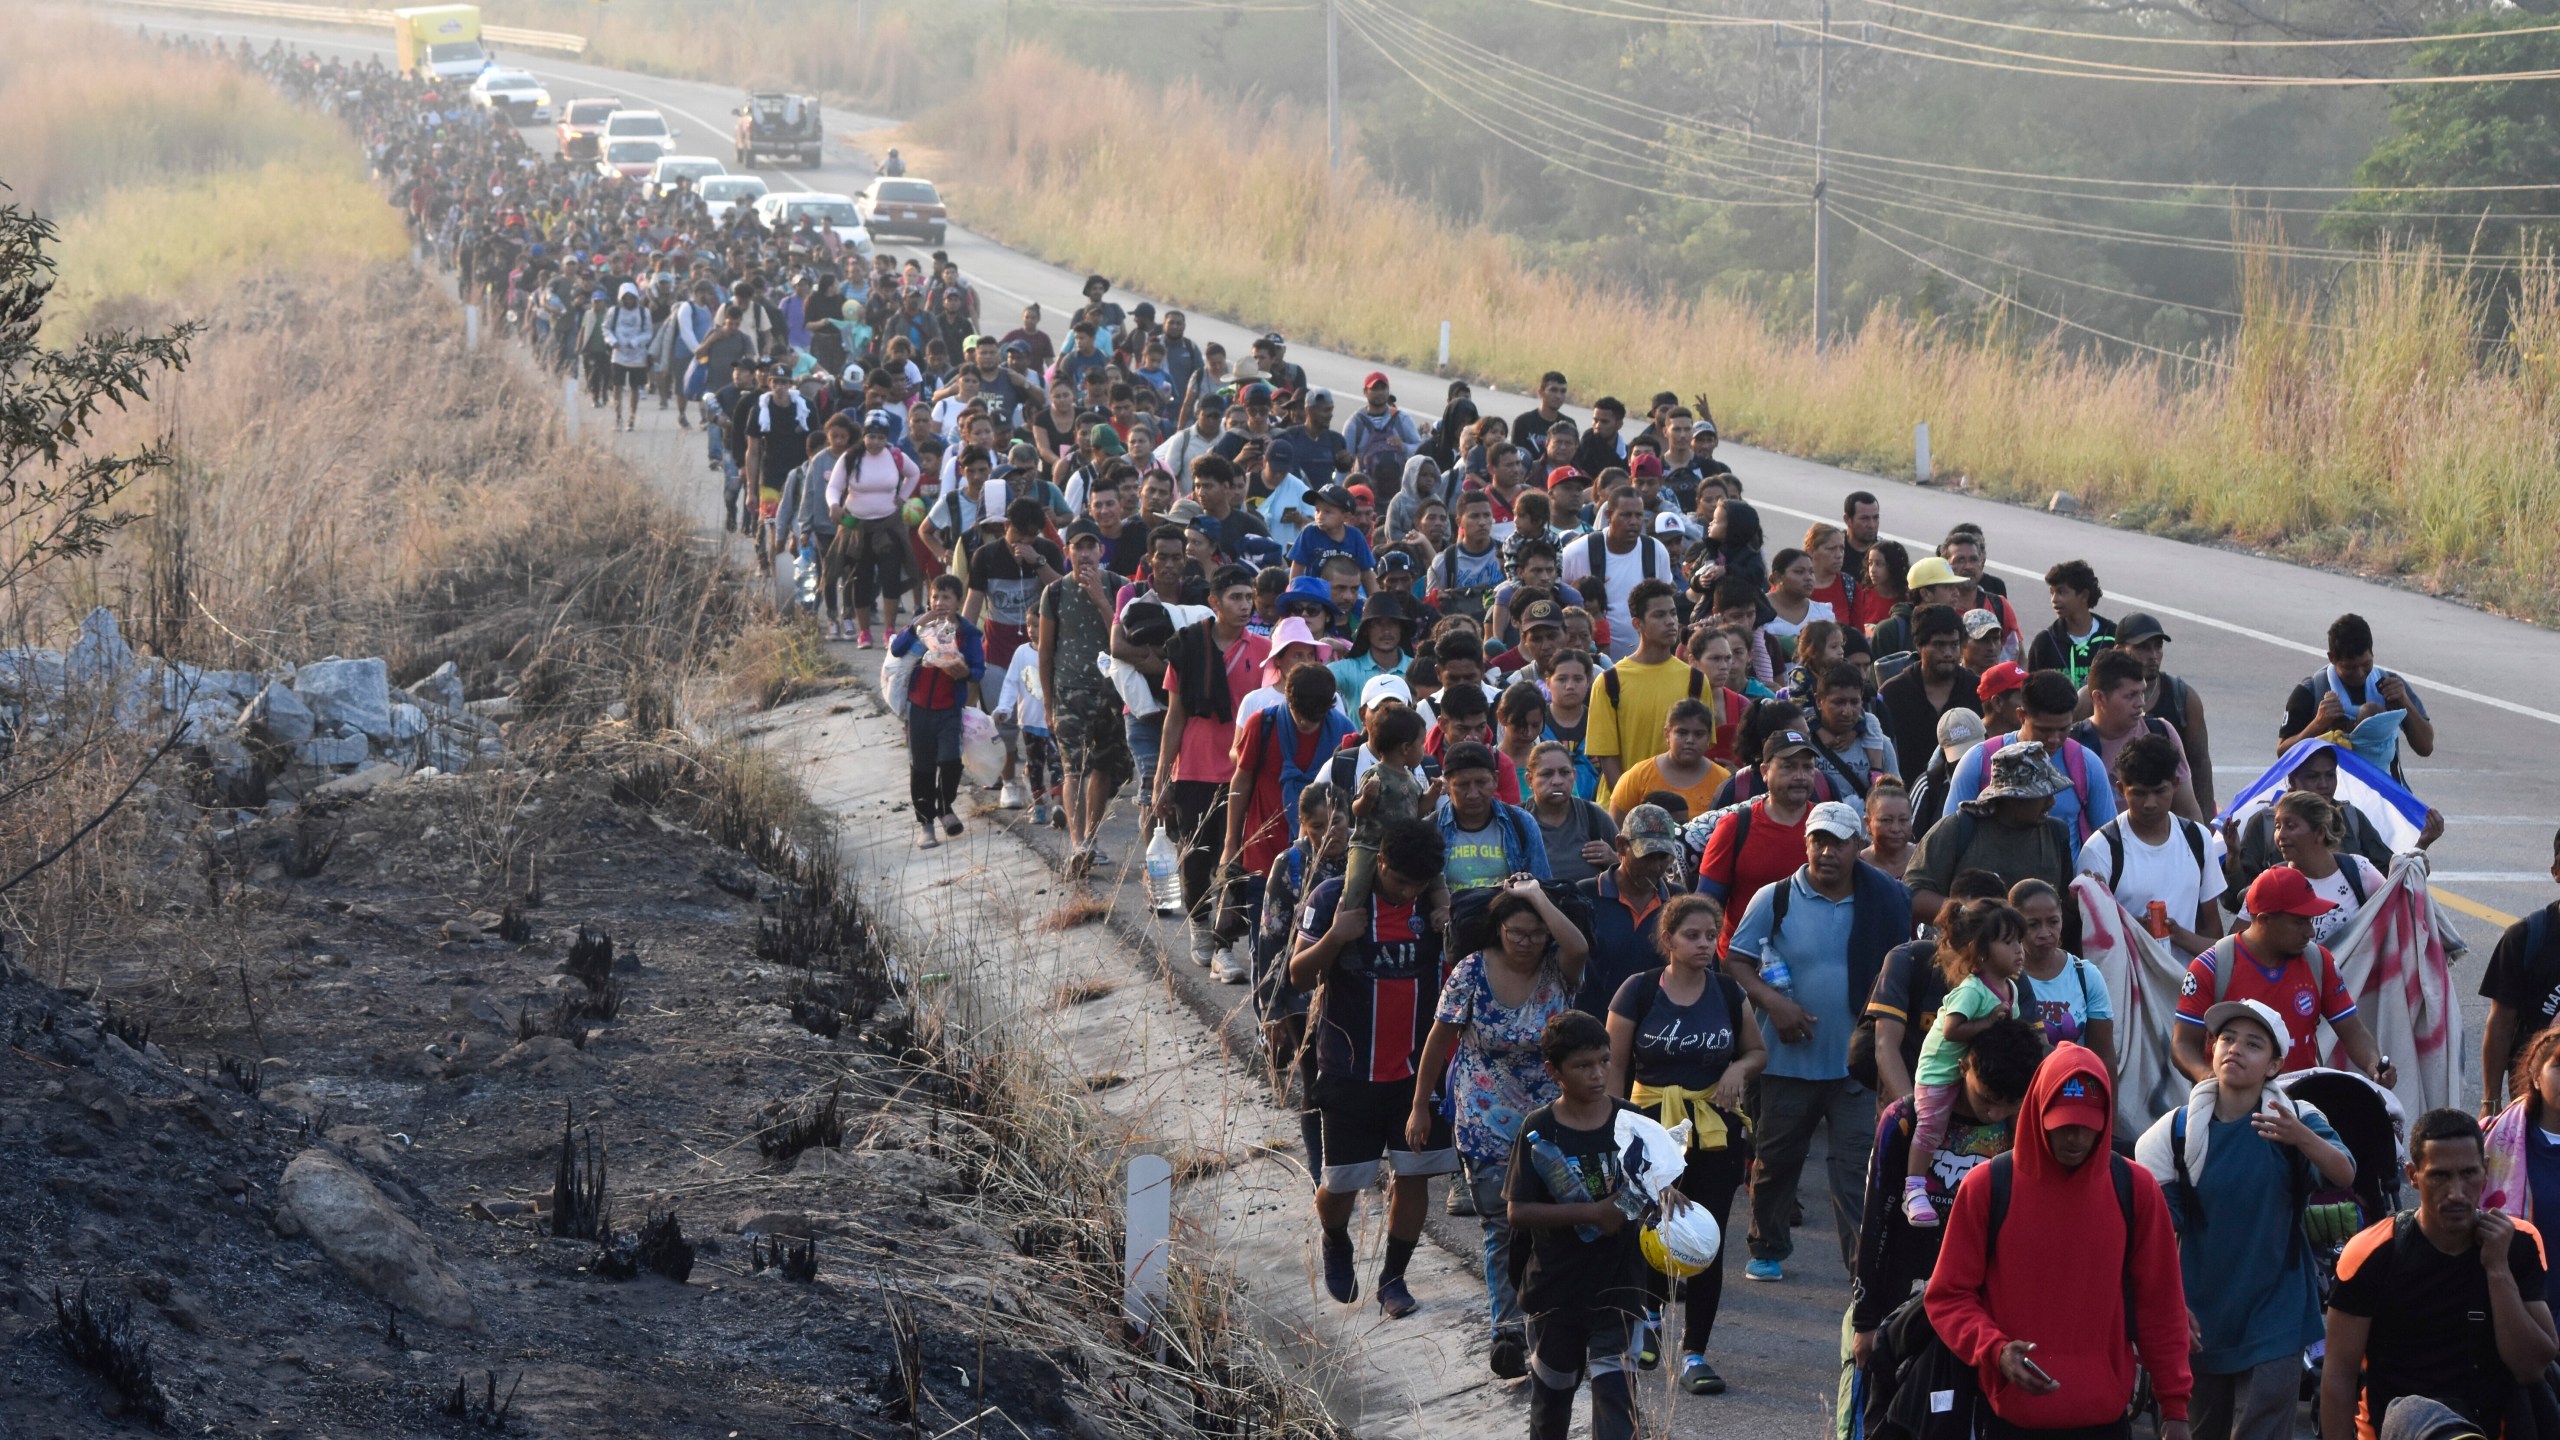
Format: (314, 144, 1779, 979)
(1830, 205, 2234, 366)
(1847, 0, 2560, 50)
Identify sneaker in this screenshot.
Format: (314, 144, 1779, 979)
(999, 781, 1029, 809)
(1065, 847, 1095, 880)
(1048, 802, 1066, 829)
(1030, 800, 1051, 827)
(1445, 1184, 1477, 1218)
(1488, 1330, 1528, 1381)
(1321, 1231, 1358, 1304)
(915, 823, 940, 851)
(854, 628, 876, 649)
(1902, 1184, 1940, 1229)
(1744, 1258, 1783, 1283)
(1679, 1354, 1727, 1396)
(1211, 949, 1251, 985)
(939, 810, 963, 837)
(1376, 1276, 1418, 1319)
(1636, 1315, 1662, 1371)
(1189, 938, 1217, 969)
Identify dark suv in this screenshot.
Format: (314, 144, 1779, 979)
(733, 92, 821, 168)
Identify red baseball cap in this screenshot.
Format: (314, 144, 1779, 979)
(1977, 660, 2028, 699)
(2043, 1070, 2109, 1134)
(1348, 483, 1376, 504)
(2245, 866, 2338, 919)
(1629, 452, 1665, 478)
(1361, 370, 1390, 390)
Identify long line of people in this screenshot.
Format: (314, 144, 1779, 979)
(202, 37, 2560, 1440)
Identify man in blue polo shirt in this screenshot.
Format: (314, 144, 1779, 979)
(1723, 801, 1911, 1281)
(1575, 804, 1680, 1016)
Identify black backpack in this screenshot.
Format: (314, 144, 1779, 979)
(1873, 1151, 2138, 1440)
(1447, 879, 1597, 961)
(1848, 941, 1941, 1091)
(2092, 815, 2207, 895)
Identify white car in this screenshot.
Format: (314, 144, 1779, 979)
(645, 155, 727, 200)
(467, 69, 552, 125)
(696, 174, 769, 221)
(601, 109, 678, 151)
(597, 138, 671, 182)
(753, 192, 875, 261)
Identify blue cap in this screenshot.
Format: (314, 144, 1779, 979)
(1279, 575, 1339, 621)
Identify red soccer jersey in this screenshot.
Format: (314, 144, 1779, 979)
(2175, 937, 2357, 1072)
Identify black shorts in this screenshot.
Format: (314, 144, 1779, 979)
(611, 362, 647, 393)
(1311, 1073, 1458, 1192)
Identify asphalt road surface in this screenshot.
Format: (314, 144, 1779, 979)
(93, 12, 2560, 1434)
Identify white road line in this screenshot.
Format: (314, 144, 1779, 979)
(2422, 872, 2555, 884)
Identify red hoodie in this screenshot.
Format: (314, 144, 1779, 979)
(1924, 1043, 2192, 1428)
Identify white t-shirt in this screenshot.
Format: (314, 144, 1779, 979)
(2228, 855, 2387, 950)
(2078, 818, 2226, 956)
(1559, 533, 1677, 659)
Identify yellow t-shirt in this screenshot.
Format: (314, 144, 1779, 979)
(1585, 657, 1710, 768)
(1608, 755, 1732, 822)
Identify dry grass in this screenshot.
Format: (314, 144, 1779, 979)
(492, 0, 975, 113)
(0, 20, 349, 214)
(47, 164, 406, 332)
(914, 47, 2560, 621)
(1040, 897, 1112, 932)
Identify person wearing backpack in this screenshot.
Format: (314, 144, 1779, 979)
(1925, 1045, 2194, 1440)
(1562, 488, 1678, 661)
(2134, 999, 2355, 1440)
(1907, 742, 2080, 937)
(1725, 801, 1912, 1281)
(1847, 1018, 2043, 1436)
(2323, 1108, 2557, 1440)
(2172, 867, 2396, 1089)
(1945, 670, 2117, 847)
(1575, 805, 1684, 1018)
(2477, 828, 2560, 1115)
(2078, 734, 2226, 960)
(2072, 650, 2202, 822)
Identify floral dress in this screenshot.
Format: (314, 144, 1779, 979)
(1434, 951, 1574, 1164)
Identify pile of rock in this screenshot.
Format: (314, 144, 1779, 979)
(1, 609, 509, 798)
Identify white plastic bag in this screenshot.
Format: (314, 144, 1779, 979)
(1612, 1110, 1690, 1203)
(880, 648, 919, 718)
(960, 707, 1005, 787)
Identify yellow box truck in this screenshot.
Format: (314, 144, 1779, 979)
(392, 6, 488, 82)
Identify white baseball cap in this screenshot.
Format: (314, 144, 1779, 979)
(1359, 673, 1413, 712)
(2203, 998, 2290, 1060)
(1805, 800, 1867, 841)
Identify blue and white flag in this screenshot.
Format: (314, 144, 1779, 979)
(2217, 738, 2428, 854)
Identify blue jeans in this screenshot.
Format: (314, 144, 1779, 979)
(1124, 711, 1164, 787)
(1462, 1154, 1521, 1336)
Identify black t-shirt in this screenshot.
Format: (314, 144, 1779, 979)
(2480, 904, 2560, 1033)
(2331, 1214, 2549, 1435)
(1879, 667, 1982, 786)
(1609, 969, 1745, 1092)
(1512, 407, 1576, 458)
(1506, 1099, 1646, 1324)
(745, 392, 815, 486)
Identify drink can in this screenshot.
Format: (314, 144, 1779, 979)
(2144, 900, 2171, 940)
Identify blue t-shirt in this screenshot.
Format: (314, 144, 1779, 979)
(1726, 873, 1858, 1082)
(1946, 735, 2118, 841)
(1291, 522, 1375, 577)
(2163, 1107, 2341, 1372)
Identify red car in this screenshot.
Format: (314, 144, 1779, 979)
(554, 97, 622, 162)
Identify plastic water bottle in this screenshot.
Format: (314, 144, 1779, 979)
(1758, 946, 1794, 996)
(1144, 827, 1183, 915)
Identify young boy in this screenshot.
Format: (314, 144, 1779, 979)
(1343, 707, 1448, 919)
(2135, 1000, 2354, 1440)
(1508, 1010, 1654, 1440)
(2078, 733, 2224, 959)
(889, 574, 986, 849)
(1290, 483, 1377, 589)
(993, 611, 1058, 828)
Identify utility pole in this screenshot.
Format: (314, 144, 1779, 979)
(1813, 0, 1830, 354)
(1327, 0, 1341, 172)
(1777, 0, 1843, 353)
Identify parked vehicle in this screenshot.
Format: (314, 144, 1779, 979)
(733, 91, 822, 168)
(554, 96, 622, 161)
(855, 176, 947, 245)
(467, 68, 551, 125)
(392, 5, 485, 81)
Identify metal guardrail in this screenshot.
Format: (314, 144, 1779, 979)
(107, 0, 590, 54)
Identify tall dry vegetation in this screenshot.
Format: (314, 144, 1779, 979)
(496, 0, 966, 114)
(917, 48, 2560, 619)
(1, 20, 743, 977)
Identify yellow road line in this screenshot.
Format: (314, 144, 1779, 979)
(2432, 886, 2519, 929)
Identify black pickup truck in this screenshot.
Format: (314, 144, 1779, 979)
(733, 91, 821, 168)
